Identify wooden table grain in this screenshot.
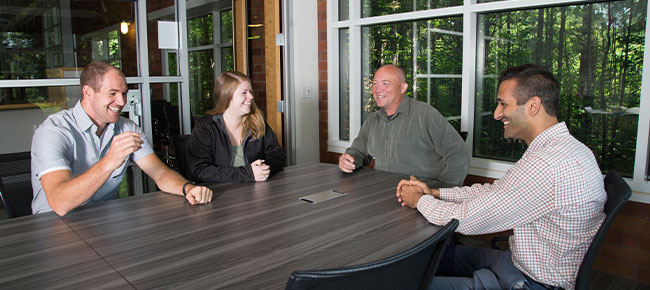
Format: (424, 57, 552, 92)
(2, 163, 442, 289)
(0, 213, 134, 289)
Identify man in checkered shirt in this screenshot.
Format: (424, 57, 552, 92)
(397, 64, 606, 290)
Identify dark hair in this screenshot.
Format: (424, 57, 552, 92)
(497, 64, 560, 117)
(80, 61, 125, 92)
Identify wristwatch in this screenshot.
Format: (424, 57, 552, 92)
(182, 181, 197, 196)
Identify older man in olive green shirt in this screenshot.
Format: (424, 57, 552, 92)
(339, 64, 469, 186)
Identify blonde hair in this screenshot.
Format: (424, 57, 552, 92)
(206, 71, 266, 139)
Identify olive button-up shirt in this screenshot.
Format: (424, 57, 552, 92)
(345, 97, 469, 186)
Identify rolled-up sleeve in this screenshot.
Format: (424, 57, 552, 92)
(130, 125, 154, 161)
(32, 126, 72, 179)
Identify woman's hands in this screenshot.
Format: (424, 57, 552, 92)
(251, 159, 271, 181)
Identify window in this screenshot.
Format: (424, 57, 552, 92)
(0, 0, 136, 111)
(361, 0, 462, 18)
(360, 17, 463, 130)
(329, 0, 650, 200)
(186, 10, 234, 120)
(475, 2, 645, 177)
(89, 29, 122, 68)
(43, 7, 63, 68)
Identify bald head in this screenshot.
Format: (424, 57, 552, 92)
(376, 64, 407, 84)
(372, 64, 408, 115)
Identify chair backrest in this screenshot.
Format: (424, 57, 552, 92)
(171, 134, 193, 180)
(0, 152, 33, 218)
(285, 219, 459, 290)
(574, 170, 631, 290)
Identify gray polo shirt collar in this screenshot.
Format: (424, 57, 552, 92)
(379, 96, 413, 120)
(72, 101, 116, 135)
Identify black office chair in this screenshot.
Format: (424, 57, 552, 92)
(0, 152, 33, 218)
(171, 134, 193, 180)
(285, 219, 459, 290)
(574, 170, 631, 290)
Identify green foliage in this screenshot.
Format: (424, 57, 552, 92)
(189, 50, 215, 117)
(188, 14, 213, 48)
(361, 0, 462, 18)
(361, 16, 463, 126)
(475, 1, 645, 176)
(186, 11, 234, 118)
(0, 32, 46, 82)
(356, 0, 644, 176)
(221, 10, 233, 43)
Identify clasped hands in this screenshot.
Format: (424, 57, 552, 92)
(396, 176, 438, 208)
(251, 159, 271, 181)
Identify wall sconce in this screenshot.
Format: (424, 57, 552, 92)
(120, 21, 131, 35)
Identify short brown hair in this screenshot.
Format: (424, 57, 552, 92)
(80, 61, 125, 92)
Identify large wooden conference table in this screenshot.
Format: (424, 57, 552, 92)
(0, 163, 443, 289)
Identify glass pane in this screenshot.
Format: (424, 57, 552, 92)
(361, 16, 463, 126)
(362, 0, 462, 18)
(475, 1, 646, 176)
(188, 14, 214, 47)
(0, 85, 76, 154)
(339, 29, 350, 140)
(339, 0, 349, 21)
(147, 0, 177, 77)
(150, 82, 181, 169)
(415, 78, 462, 131)
(221, 10, 233, 43)
(117, 166, 134, 199)
(167, 52, 179, 76)
(108, 30, 121, 59)
(0, 0, 137, 80)
(221, 47, 234, 72)
(189, 50, 215, 118)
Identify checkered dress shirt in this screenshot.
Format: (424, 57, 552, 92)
(417, 122, 606, 289)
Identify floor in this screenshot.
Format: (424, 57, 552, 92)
(457, 235, 650, 290)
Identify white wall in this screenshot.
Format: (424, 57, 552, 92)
(0, 108, 47, 154)
(289, 0, 319, 164)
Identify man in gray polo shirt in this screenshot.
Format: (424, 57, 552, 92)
(338, 64, 469, 186)
(31, 61, 212, 216)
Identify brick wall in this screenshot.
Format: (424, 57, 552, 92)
(315, 0, 649, 284)
(598, 201, 650, 284)
(317, 0, 339, 164)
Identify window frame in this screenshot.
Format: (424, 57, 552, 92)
(326, 0, 650, 203)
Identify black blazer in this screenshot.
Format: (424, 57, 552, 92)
(189, 114, 286, 182)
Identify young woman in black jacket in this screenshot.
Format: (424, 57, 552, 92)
(189, 71, 286, 182)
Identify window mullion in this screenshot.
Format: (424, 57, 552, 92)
(461, 10, 477, 138)
(632, 0, 650, 187)
(349, 25, 361, 143)
(213, 10, 221, 76)
(349, 0, 361, 143)
(327, 0, 343, 150)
